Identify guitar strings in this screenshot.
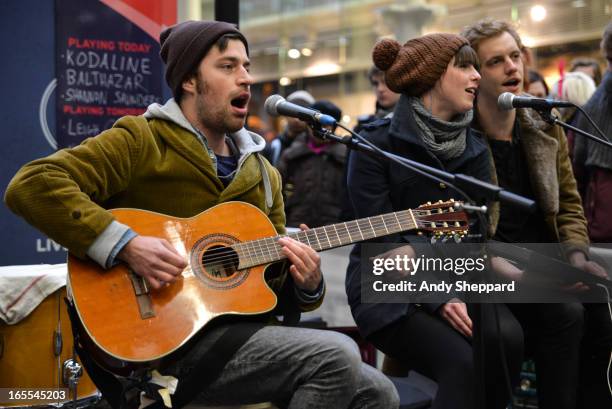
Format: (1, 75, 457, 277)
(201, 212, 465, 266)
(200, 212, 465, 266)
(198, 211, 467, 268)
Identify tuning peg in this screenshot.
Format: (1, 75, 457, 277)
(453, 234, 462, 243)
(450, 198, 455, 202)
(427, 201, 432, 205)
(430, 236, 438, 244)
(455, 222, 461, 227)
(442, 222, 448, 228)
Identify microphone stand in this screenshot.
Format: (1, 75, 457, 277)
(536, 108, 612, 149)
(314, 123, 534, 409)
(313, 125, 536, 211)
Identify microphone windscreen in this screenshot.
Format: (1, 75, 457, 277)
(264, 95, 285, 116)
(497, 92, 515, 111)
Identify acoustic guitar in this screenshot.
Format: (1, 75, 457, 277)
(68, 200, 468, 371)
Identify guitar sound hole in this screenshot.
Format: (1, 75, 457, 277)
(202, 245, 239, 279)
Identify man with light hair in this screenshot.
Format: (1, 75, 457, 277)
(462, 18, 611, 409)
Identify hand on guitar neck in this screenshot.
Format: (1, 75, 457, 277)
(277, 224, 323, 293)
(117, 236, 188, 290)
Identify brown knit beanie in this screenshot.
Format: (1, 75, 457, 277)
(372, 34, 469, 96)
(160, 20, 249, 98)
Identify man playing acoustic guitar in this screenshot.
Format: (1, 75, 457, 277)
(5, 20, 398, 409)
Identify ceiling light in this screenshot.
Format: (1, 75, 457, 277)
(301, 48, 313, 57)
(279, 77, 291, 86)
(287, 48, 301, 59)
(304, 62, 341, 77)
(530, 5, 547, 22)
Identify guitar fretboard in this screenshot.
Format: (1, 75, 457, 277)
(233, 209, 418, 269)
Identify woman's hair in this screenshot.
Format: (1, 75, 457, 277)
(454, 44, 480, 71)
(527, 69, 549, 96)
(549, 71, 596, 107)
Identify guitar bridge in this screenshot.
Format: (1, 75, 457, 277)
(128, 269, 156, 319)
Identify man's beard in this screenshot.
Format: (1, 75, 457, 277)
(194, 74, 242, 136)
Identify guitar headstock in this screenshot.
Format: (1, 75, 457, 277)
(414, 200, 469, 242)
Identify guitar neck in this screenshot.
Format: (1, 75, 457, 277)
(236, 209, 418, 269)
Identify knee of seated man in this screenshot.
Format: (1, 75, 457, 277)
(316, 331, 362, 378)
(362, 362, 401, 408)
(326, 331, 363, 364)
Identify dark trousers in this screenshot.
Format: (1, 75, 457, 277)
(578, 302, 612, 408)
(369, 304, 524, 409)
(508, 303, 584, 409)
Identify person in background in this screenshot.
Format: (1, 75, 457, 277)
(549, 71, 596, 124)
(549, 71, 597, 156)
(570, 57, 603, 86)
(571, 29, 612, 405)
(462, 18, 612, 409)
(339, 66, 401, 222)
(354, 65, 400, 133)
(277, 100, 347, 228)
(263, 90, 315, 166)
(573, 22, 612, 245)
(526, 69, 549, 98)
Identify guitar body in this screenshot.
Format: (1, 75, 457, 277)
(68, 202, 278, 371)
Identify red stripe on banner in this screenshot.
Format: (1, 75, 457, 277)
(100, 0, 177, 41)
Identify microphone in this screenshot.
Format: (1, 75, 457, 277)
(497, 92, 574, 111)
(264, 95, 337, 126)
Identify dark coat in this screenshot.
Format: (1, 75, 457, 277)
(345, 96, 491, 338)
(573, 71, 612, 242)
(277, 139, 347, 228)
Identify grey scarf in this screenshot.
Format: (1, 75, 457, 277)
(409, 96, 473, 160)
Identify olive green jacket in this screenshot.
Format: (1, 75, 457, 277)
(5, 114, 285, 257)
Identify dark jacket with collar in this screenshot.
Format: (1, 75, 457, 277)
(345, 95, 491, 337)
(476, 107, 589, 255)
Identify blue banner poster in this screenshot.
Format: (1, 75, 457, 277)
(0, 0, 175, 266)
(55, 0, 173, 147)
